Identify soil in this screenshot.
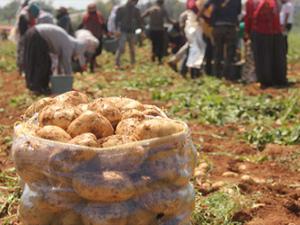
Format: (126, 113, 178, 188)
(1, 69, 300, 225)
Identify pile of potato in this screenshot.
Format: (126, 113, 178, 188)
(12, 91, 197, 225)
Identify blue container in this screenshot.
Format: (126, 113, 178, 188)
(50, 75, 73, 94)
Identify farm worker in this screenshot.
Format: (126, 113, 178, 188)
(108, 4, 122, 34)
(56, 7, 74, 36)
(167, 0, 199, 73)
(142, 0, 174, 64)
(245, 0, 288, 88)
(203, 0, 242, 79)
(23, 24, 99, 95)
(115, 0, 143, 69)
(14, 3, 40, 75)
(80, 3, 106, 73)
(280, 0, 295, 52)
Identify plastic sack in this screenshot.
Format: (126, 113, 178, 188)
(12, 120, 197, 225)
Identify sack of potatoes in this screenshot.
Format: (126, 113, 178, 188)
(12, 91, 197, 225)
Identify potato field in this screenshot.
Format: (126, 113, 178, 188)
(1, 34, 300, 225)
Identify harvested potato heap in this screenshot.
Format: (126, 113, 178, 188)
(12, 91, 197, 225)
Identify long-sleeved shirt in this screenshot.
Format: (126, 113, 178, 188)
(142, 5, 170, 31)
(245, 0, 282, 34)
(204, 0, 242, 26)
(115, 3, 143, 33)
(35, 24, 86, 75)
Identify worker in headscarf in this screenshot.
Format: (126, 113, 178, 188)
(23, 24, 98, 95)
(80, 3, 106, 73)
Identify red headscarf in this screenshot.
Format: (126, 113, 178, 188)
(186, 0, 199, 14)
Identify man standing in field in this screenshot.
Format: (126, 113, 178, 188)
(202, 0, 242, 79)
(115, 0, 143, 69)
(142, 0, 174, 64)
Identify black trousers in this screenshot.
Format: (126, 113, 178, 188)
(90, 37, 103, 72)
(252, 32, 287, 87)
(149, 30, 165, 63)
(203, 35, 213, 75)
(23, 28, 51, 94)
(212, 25, 238, 79)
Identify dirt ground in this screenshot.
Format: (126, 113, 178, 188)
(0, 68, 300, 224)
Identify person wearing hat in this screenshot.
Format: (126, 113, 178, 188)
(23, 24, 99, 95)
(80, 3, 106, 73)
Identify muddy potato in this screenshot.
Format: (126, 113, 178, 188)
(73, 171, 135, 202)
(139, 184, 194, 215)
(38, 105, 81, 130)
(55, 91, 89, 106)
(37, 125, 71, 142)
(42, 188, 83, 212)
(145, 151, 190, 186)
(89, 99, 122, 127)
(48, 148, 97, 186)
(98, 135, 136, 148)
(157, 211, 191, 225)
(12, 139, 51, 184)
(76, 104, 89, 113)
(69, 133, 98, 147)
(19, 185, 55, 225)
(24, 97, 56, 118)
(143, 104, 167, 118)
(82, 202, 128, 225)
(67, 111, 114, 138)
(134, 118, 183, 140)
(127, 207, 156, 225)
(98, 145, 147, 172)
(105, 97, 145, 112)
(121, 109, 145, 120)
(115, 117, 144, 136)
(52, 211, 82, 225)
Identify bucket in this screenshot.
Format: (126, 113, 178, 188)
(103, 37, 119, 54)
(50, 75, 73, 94)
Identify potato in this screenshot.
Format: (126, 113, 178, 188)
(76, 103, 89, 112)
(127, 207, 156, 225)
(38, 105, 81, 130)
(12, 139, 51, 184)
(139, 184, 194, 215)
(73, 171, 135, 202)
(82, 202, 128, 225)
(37, 125, 71, 142)
(121, 109, 145, 120)
(19, 185, 55, 225)
(55, 91, 89, 106)
(89, 99, 122, 127)
(69, 133, 98, 147)
(115, 118, 144, 136)
(105, 97, 145, 112)
(133, 118, 183, 140)
(67, 111, 114, 138)
(98, 145, 147, 172)
(24, 97, 56, 118)
(143, 104, 168, 118)
(145, 151, 190, 186)
(48, 148, 97, 186)
(98, 135, 136, 148)
(42, 188, 82, 212)
(157, 211, 191, 225)
(52, 211, 82, 225)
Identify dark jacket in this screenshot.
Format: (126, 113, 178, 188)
(115, 3, 143, 33)
(205, 0, 242, 26)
